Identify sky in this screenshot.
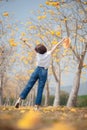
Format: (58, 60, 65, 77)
(0, 0, 46, 37)
(0, 0, 45, 22)
(0, 0, 87, 87)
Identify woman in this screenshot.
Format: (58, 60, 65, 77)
(15, 37, 68, 110)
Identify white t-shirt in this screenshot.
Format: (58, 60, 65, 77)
(36, 51, 52, 69)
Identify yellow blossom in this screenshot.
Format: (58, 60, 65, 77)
(36, 40, 40, 45)
(20, 110, 25, 113)
(79, 37, 84, 42)
(83, 64, 87, 68)
(9, 38, 17, 47)
(52, 2, 60, 6)
(17, 110, 41, 129)
(21, 32, 26, 36)
(83, 2, 87, 4)
(48, 10, 55, 15)
(29, 26, 36, 29)
(23, 60, 28, 64)
(55, 59, 60, 62)
(51, 39, 58, 44)
(45, 1, 49, 5)
(55, 31, 61, 36)
(28, 69, 34, 74)
(3, 12, 9, 16)
(37, 15, 46, 20)
(37, 33, 44, 39)
(53, 53, 57, 57)
(46, 1, 59, 7)
(39, 4, 43, 7)
(64, 18, 67, 21)
(70, 108, 76, 112)
(50, 31, 55, 35)
(52, 122, 75, 130)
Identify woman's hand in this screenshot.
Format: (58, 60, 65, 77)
(20, 37, 28, 43)
(20, 37, 36, 54)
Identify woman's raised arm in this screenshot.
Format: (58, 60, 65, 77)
(20, 38, 36, 54)
(50, 38, 65, 54)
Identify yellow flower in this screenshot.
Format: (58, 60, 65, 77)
(29, 25, 36, 29)
(53, 53, 57, 57)
(36, 40, 40, 45)
(51, 39, 58, 44)
(83, 2, 87, 4)
(2, 107, 6, 111)
(46, 1, 60, 7)
(21, 32, 26, 36)
(17, 110, 41, 129)
(78, 25, 82, 29)
(37, 15, 46, 20)
(55, 31, 61, 36)
(45, 1, 49, 5)
(52, 2, 60, 6)
(27, 21, 32, 24)
(42, 15, 46, 19)
(55, 59, 60, 62)
(28, 69, 34, 73)
(50, 31, 55, 35)
(20, 110, 25, 113)
(83, 64, 87, 68)
(48, 10, 55, 15)
(79, 37, 84, 42)
(39, 4, 43, 7)
(23, 60, 28, 64)
(70, 108, 76, 112)
(52, 122, 75, 130)
(9, 38, 17, 47)
(37, 16, 42, 20)
(64, 18, 67, 21)
(3, 12, 9, 16)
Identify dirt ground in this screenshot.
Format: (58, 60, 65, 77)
(0, 106, 87, 130)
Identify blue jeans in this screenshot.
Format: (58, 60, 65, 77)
(20, 66, 48, 105)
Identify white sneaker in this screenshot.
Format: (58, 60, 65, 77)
(34, 105, 40, 111)
(15, 98, 21, 108)
(15, 101, 20, 108)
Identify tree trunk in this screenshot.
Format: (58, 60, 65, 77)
(44, 80, 49, 106)
(52, 62, 61, 107)
(0, 74, 4, 105)
(67, 68, 81, 107)
(67, 43, 87, 107)
(0, 87, 3, 105)
(53, 80, 60, 106)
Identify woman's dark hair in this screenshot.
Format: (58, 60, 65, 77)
(35, 44, 47, 54)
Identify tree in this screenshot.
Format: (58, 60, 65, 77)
(0, 44, 12, 105)
(0, 13, 18, 105)
(44, 79, 50, 106)
(64, 0, 87, 107)
(45, 0, 87, 107)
